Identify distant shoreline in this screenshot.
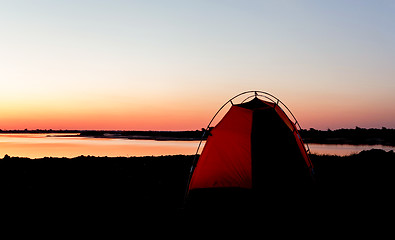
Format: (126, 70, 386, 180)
(0, 129, 205, 141)
(0, 127, 394, 146)
(300, 127, 395, 146)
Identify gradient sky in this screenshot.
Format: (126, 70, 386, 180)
(1, 0, 394, 130)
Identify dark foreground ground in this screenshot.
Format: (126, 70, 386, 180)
(1, 149, 395, 230)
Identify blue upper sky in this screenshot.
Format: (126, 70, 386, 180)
(0, 1, 394, 130)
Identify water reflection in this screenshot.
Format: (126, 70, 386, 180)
(0, 134, 201, 158)
(0, 134, 394, 158)
(308, 143, 395, 156)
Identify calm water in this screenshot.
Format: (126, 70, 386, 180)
(0, 133, 201, 158)
(0, 133, 394, 158)
(307, 143, 395, 156)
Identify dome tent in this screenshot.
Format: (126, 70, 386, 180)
(185, 91, 314, 213)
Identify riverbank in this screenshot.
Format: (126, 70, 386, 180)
(0, 129, 205, 141)
(1, 127, 394, 145)
(300, 127, 395, 146)
(1, 149, 395, 223)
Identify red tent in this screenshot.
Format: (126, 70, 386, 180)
(186, 92, 313, 207)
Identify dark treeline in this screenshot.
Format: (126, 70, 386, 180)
(0, 129, 205, 140)
(300, 127, 395, 146)
(1, 127, 395, 145)
(79, 130, 205, 140)
(0, 129, 81, 133)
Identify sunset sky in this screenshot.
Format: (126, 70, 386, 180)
(1, 1, 394, 130)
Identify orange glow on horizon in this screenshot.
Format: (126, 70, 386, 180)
(0, 106, 211, 131)
(1, 92, 394, 131)
(1, 2, 394, 131)
(0, 114, 209, 131)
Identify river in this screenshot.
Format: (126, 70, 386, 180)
(0, 133, 393, 158)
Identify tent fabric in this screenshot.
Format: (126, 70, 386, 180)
(188, 105, 253, 189)
(188, 97, 313, 193)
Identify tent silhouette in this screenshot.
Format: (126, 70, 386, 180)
(185, 91, 314, 212)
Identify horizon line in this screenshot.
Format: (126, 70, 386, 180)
(0, 127, 393, 132)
